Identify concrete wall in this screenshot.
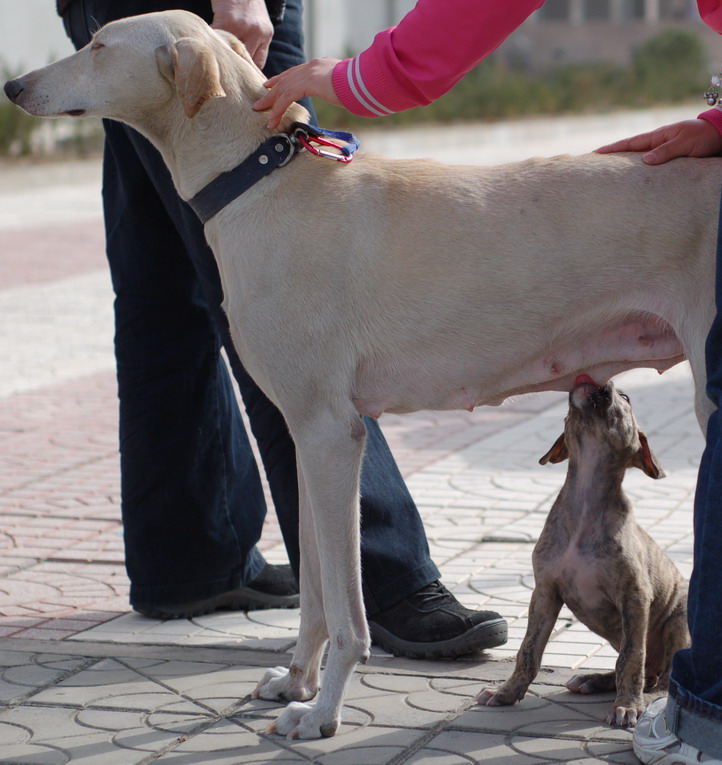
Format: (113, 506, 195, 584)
(1, 1, 718, 78)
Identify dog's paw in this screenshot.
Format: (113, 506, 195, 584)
(267, 701, 340, 739)
(606, 703, 642, 728)
(476, 685, 522, 706)
(252, 666, 318, 703)
(567, 672, 616, 695)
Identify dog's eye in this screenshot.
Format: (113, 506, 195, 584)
(619, 392, 630, 403)
(91, 42, 104, 51)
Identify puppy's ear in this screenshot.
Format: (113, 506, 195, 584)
(630, 431, 666, 479)
(155, 37, 226, 118)
(539, 433, 569, 465)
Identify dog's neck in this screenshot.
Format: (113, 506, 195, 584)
(139, 69, 310, 202)
(558, 439, 633, 534)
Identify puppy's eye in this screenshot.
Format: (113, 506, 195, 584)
(619, 392, 630, 403)
(91, 42, 104, 51)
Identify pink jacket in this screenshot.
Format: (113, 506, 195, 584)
(332, 0, 544, 118)
(333, 0, 722, 132)
(698, 0, 722, 133)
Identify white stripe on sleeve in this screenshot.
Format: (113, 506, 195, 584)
(345, 58, 395, 117)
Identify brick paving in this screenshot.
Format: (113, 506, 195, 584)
(0, 109, 705, 763)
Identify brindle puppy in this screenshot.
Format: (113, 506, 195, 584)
(478, 376, 689, 727)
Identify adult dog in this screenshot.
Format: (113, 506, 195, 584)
(5, 10, 719, 740)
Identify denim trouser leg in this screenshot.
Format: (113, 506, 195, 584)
(62, 0, 439, 612)
(665, 193, 722, 759)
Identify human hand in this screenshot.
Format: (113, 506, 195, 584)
(596, 119, 722, 165)
(211, 0, 274, 68)
(253, 57, 342, 129)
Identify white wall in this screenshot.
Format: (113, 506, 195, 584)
(0, 1, 75, 74)
(344, 0, 415, 54)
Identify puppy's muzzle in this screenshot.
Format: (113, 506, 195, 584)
(571, 379, 612, 413)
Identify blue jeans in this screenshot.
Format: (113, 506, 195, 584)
(62, 0, 439, 613)
(665, 195, 722, 759)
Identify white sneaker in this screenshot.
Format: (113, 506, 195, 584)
(633, 697, 722, 765)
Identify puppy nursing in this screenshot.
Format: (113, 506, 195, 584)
(478, 376, 689, 727)
(6, 10, 714, 738)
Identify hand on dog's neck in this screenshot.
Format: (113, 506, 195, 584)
(143, 43, 310, 202)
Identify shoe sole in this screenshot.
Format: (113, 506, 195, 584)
(368, 617, 508, 659)
(135, 587, 300, 619)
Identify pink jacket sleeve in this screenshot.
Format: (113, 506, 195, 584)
(695, 0, 722, 133)
(698, 0, 722, 33)
(331, 0, 545, 118)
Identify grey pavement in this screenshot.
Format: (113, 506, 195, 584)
(0, 106, 704, 763)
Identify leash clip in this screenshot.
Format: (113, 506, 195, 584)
(704, 68, 722, 106)
(290, 122, 359, 164)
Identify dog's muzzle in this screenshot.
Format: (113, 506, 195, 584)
(3, 79, 24, 104)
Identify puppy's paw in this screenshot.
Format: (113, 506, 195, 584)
(476, 683, 524, 707)
(567, 671, 616, 695)
(267, 701, 340, 739)
(606, 703, 642, 728)
(252, 666, 318, 703)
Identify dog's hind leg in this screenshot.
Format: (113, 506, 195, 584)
(267, 409, 371, 739)
(254, 467, 328, 707)
(567, 671, 617, 694)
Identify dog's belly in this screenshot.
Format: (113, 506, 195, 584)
(351, 316, 685, 418)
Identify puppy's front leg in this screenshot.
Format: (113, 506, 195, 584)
(265, 412, 370, 739)
(607, 592, 650, 727)
(478, 586, 562, 706)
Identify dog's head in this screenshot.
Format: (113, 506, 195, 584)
(539, 376, 664, 479)
(4, 10, 304, 129)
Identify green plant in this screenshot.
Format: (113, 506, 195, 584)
(0, 64, 40, 156)
(632, 28, 707, 102)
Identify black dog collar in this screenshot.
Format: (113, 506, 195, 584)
(187, 123, 359, 224)
(188, 133, 297, 224)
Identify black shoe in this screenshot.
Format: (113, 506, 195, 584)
(133, 563, 300, 619)
(368, 581, 507, 659)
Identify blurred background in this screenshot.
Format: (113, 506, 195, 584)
(1, 0, 719, 157)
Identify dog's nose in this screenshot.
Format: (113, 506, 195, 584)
(4, 79, 24, 103)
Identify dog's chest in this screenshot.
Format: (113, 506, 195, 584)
(547, 541, 626, 641)
(543, 541, 610, 603)
(535, 508, 628, 642)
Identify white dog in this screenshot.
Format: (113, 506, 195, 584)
(6, 10, 720, 740)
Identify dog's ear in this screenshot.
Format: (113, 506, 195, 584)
(155, 37, 226, 118)
(213, 28, 256, 65)
(539, 433, 569, 465)
(630, 431, 666, 479)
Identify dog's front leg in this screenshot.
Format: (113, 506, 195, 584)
(265, 411, 370, 739)
(254, 466, 328, 707)
(607, 592, 650, 727)
(478, 586, 562, 706)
